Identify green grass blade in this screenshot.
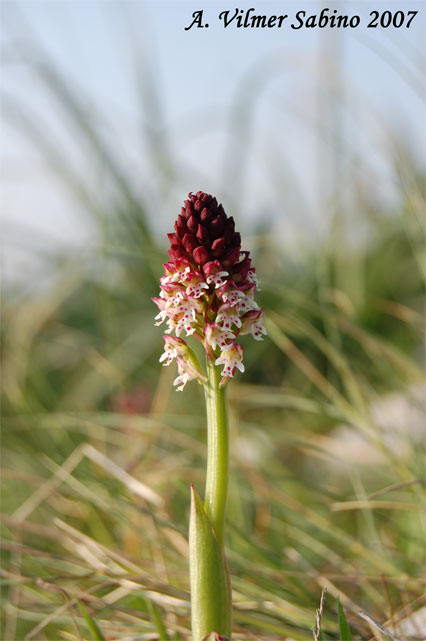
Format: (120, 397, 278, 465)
(146, 598, 170, 640)
(77, 599, 106, 641)
(337, 597, 353, 641)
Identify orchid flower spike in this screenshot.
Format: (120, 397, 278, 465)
(153, 191, 266, 389)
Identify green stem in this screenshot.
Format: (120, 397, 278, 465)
(203, 358, 229, 548)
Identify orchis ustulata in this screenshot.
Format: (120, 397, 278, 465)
(153, 191, 266, 389)
(153, 192, 266, 640)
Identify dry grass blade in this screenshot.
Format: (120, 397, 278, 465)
(312, 588, 326, 641)
(358, 611, 404, 641)
(12, 442, 163, 525)
(330, 500, 419, 512)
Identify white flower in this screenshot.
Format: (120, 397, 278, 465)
(251, 320, 267, 340)
(238, 293, 259, 313)
(240, 309, 267, 340)
(160, 347, 177, 365)
(204, 324, 235, 351)
(206, 271, 229, 288)
(215, 343, 245, 378)
(161, 265, 190, 286)
(154, 309, 168, 326)
(159, 336, 188, 365)
(215, 308, 242, 330)
(221, 289, 244, 305)
(172, 355, 204, 391)
(186, 280, 209, 299)
(173, 372, 189, 391)
(247, 269, 260, 287)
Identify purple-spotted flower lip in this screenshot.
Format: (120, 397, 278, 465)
(159, 335, 188, 366)
(153, 191, 266, 389)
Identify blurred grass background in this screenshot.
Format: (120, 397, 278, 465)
(1, 2, 425, 640)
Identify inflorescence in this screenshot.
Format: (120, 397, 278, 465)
(153, 191, 266, 390)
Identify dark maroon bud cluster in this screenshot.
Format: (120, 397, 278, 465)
(168, 191, 242, 270)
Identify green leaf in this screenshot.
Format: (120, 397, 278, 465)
(76, 599, 106, 641)
(337, 597, 353, 641)
(189, 486, 232, 641)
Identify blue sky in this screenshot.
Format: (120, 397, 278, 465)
(1, 1, 425, 284)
